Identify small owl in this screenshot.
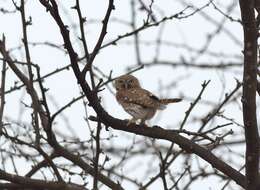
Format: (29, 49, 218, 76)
(115, 74, 182, 126)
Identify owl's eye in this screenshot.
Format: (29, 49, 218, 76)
(128, 79, 133, 83)
(118, 80, 123, 83)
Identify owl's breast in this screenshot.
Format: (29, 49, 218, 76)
(116, 90, 156, 120)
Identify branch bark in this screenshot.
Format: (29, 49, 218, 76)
(239, 0, 260, 189)
(0, 169, 85, 190)
(0, 36, 6, 135)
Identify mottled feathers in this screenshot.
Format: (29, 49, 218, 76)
(115, 74, 182, 125)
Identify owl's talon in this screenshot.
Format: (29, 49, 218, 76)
(140, 119, 148, 127)
(141, 123, 149, 127)
(127, 118, 136, 126)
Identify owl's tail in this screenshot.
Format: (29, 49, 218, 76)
(160, 98, 182, 104)
(158, 98, 182, 110)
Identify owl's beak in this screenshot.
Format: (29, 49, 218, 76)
(126, 80, 133, 89)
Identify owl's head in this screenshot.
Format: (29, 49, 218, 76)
(114, 74, 141, 90)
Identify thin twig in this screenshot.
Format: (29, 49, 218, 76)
(180, 80, 210, 130)
(81, 0, 115, 77)
(93, 120, 102, 190)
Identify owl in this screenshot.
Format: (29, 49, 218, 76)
(115, 74, 182, 126)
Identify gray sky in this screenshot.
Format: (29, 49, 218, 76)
(0, 0, 247, 189)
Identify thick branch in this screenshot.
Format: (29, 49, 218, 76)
(239, 0, 260, 189)
(0, 169, 85, 190)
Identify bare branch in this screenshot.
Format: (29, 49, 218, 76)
(239, 0, 260, 189)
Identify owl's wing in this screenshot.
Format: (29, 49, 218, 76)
(124, 88, 161, 108)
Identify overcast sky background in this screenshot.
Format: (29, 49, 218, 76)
(0, 0, 248, 189)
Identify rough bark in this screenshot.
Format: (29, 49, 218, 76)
(239, 0, 260, 189)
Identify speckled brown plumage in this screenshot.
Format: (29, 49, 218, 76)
(114, 74, 182, 125)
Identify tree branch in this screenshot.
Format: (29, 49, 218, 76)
(81, 0, 114, 77)
(239, 0, 260, 189)
(0, 169, 86, 190)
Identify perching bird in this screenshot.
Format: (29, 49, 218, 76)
(115, 74, 182, 126)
